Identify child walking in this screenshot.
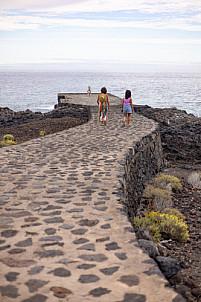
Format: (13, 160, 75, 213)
(97, 87, 110, 126)
(121, 90, 134, 127)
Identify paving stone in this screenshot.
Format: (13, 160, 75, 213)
(44, 228, 56, 235)
(40, 210, 62, 216)
(89, 287, 111, 297)
(50, 286, 72, 298)
(8, 248, 26, 254)
(118, 293, 146, 302)
(73, 238, 89, 244)
(0, 285, 19, 298)
(42, 205, 62, 211)
(39, 235, 62, 242)
(77, 243, 95, 251)
(101, 223, 111, 229)
(79, 274, 100, 283)
(24, 217, 39, 223)
(58, 258, 77, 264)
(21, 223, 42, 228)
(0, 258, 36, 267)
(1, 211, 32, 218)
(15, 238, 32, 247)
(28, 266, 44, 275)
(0, 218, 13, 225)
(96, 236, 110, 242)
(71, 228, 88, 235)
(67, 208, 84, 213)
(77, 264, 96, 270)
(49, 268, 71, 277)
(79, 254, 108, 262)
(100, 266, 120, 275)
(55, 199, 71, 204)
(115, 253, 128, 260)
(105, 242, 121, 250)
(78, 219, 99, 227)
(21, 294, 48, 302)
(41, 242, 64, 248)
(93, 206, 108, 211)
(35, 250, 63, 258)
(5, 272, 20, 282)
(1, 229, 18, 238)
(0, 245, 11, 251)
(44, 217, 64, 224)
(25, 279, 49, 293)
(119, 275, 140, 287)
(59, 223, 74, 230)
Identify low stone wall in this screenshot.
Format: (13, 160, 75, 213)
(121, 129, 164, 221)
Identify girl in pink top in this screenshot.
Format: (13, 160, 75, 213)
(121, 90, 134, 127)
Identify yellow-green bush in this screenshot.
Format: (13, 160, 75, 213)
(163, 208, 186, 220)
(0, 134, 17, 148)
(134, 211, 189, 243)
(143, 185, 172, 211)
(154, 174, 182, 191)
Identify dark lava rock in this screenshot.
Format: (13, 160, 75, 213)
(118, 293, 146, 302)
(138, 239, 160, 258)
(155, 256, 180, 279)
(136, 227, 152, 241)
(5, 272, 20, 282)
(78, 274, 100, 283)
(89, 287, 111, 297)
(118, 275, 140, 287)
(25, 279, 49, 293)
(100, 266, 119, 275)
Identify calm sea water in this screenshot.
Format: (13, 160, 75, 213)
(0, 71, 201, 117)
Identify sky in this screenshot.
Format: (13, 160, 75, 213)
(0, 0, 201, 71)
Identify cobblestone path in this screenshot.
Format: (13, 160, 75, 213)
(0, 103, 181, 301)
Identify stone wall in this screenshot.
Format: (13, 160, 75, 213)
(121, 129, 164, 221)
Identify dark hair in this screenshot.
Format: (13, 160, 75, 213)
(101, 87, 107, 94)
(125, 90, 131, 99)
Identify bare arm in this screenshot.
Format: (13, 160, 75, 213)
(130, 98, 134, 112)
(107, 94, 110, 110)
(121, 98, 124, 111)
(97, 96, 99, 105)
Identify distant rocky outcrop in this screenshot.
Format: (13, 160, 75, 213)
(0, 104, 91, 128)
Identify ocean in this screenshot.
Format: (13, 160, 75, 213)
(0, 71, 201, 117)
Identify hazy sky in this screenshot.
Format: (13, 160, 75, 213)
(1, 0, 201, 71)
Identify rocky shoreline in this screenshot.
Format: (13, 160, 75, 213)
(0, 104, 200, 301)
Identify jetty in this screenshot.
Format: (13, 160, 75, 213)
(0, 94, 184, 301)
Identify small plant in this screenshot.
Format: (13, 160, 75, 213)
(0, 134, 17, 147)
(154, 174, 182, 191)
(187, 172, 201, 189)
(163, 208, 186, 220)
(40, 130, 46, 136)
(134, 211, 189, 243)
(143, 185, 172, 211)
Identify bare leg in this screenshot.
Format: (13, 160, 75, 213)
(127, 113, 131, 126)
(123, 114, 127, 126)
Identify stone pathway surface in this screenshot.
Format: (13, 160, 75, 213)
(0, 95, 181, 301)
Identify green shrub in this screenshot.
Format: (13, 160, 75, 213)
(0, 134, 17, 148)
(154, 174, 182, 191)
(143, 185, 172, 211)
(163, 208, 186, 220)
(134, 211, 189, 243)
